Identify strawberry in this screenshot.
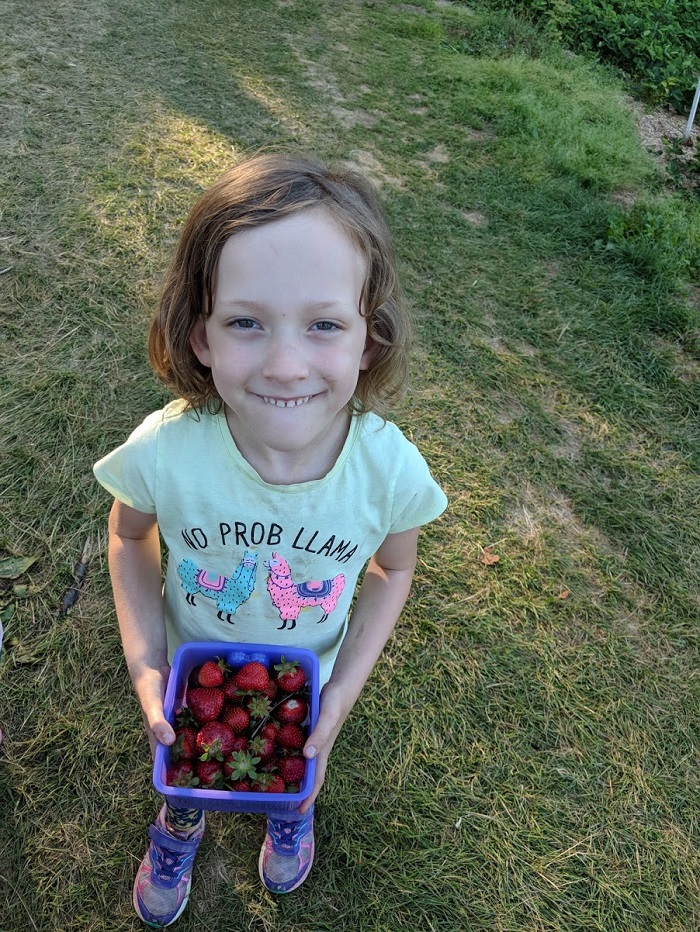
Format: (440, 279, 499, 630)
(274, 657, 306, 693)
(186, 686, 224, 724)
(230, 735, 247, 753)
(251, 773, 286, 793)
(230, 779, 252, 792)
(187, 665, 203, 688)
(198, 658, 228, 688)
(278, 755, 306, 785)
(223, 677, 244, 702)
(248, 735, 276, 763)
(195, 759, 223, 788)
(276, 697, 308, 725)
(261, 721, 280, 741)
(171, 726, 198, 762)
(234, 661, 270, 693)
(221, 702, 250, 735)
(264, 680, 278, 702)
(277, 723, 306, 750)
(166, 760, 198, 787)
(196, 722, 236, 760)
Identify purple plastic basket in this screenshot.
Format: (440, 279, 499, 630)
(153, 641, 319, 813)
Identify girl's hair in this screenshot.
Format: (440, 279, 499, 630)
(149, 152, 411, 418)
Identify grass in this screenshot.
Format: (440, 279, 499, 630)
(1, 0, 699, 929)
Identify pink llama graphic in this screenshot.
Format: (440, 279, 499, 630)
(265, 552, 345, 630)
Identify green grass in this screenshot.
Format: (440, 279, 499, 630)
(1, 0, 699, 929)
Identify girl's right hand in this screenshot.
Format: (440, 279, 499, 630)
(135, 665, 176, 757)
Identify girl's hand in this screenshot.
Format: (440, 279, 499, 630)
(299, 682, 350, 814)
(134, 664, 176, 757)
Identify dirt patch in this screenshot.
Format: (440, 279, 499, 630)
(426, 143, 450, 163)
(465, 128, 495, 143)
(628, 99, 697, 168)
(461, 210, 487, 226)
(331, 106, 379, 128)
(345, 149, 405, 189)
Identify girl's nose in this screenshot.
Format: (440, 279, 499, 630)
(262, 335, 309, 383)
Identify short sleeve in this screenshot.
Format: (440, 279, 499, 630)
(389, 439, 447, 534)
(93, 409, 164, 514)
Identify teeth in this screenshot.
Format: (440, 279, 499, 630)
(263, 396, 311, 408)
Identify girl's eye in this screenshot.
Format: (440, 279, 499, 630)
(230, 318, 260, 330)
(311, 320, 340, 332)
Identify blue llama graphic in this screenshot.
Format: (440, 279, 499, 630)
(177, 550, 258, 623)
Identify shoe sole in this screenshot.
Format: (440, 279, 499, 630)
(133, 886, 190, 928)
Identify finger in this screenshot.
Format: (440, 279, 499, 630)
(299, 754, 327, 814)
(152, 719, 176, 746)
(141, 702, 175, 746)
(304, 707, 340, 759)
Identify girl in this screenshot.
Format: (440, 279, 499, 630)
(94, 153, 447, 928)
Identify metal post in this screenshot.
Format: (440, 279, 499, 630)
(685, 75, 700, 143)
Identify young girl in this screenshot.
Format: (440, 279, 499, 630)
(94, 153, 447, 928)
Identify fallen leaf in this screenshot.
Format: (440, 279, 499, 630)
(13, 583, 45, 599)
(0, 604, 14, 626)
(557, 589, 571, 600)
(0, 555, 39, 580)
(479, 546, 500, 566)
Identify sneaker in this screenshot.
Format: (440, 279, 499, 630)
(258, 806, 315, 894)
(133, 806, 205, 927)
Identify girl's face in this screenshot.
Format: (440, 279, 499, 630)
(189, 208, 375, 481)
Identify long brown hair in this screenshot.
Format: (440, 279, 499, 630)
(148, 153, 411, 417)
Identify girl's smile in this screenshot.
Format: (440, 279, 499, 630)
(189, 208, 376, 483)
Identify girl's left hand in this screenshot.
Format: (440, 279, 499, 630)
(298, 682, 349, 814)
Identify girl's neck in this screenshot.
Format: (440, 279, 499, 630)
(224, 406, 352, 485)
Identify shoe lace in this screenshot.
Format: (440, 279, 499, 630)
(152, 841, 190, 883)
(268, 812, 312, 855)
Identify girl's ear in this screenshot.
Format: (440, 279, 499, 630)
(189, 318, 212, 367)
(360, 336, 378, 371)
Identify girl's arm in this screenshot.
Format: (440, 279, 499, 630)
(299, 525, 420, 813)
(108, 499, 176, 752)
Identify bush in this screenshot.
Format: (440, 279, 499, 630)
(478, 0, 700, 110)
(598, 198, 700, 285)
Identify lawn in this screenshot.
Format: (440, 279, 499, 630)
(1, 0, 699, 929)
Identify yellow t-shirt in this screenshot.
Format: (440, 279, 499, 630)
(94, 400, 447, 685)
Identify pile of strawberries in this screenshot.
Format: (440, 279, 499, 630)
(166, 655, 310, 794)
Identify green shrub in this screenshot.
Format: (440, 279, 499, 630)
(477, 0, 700, 110)
(598, 198, 700, 286)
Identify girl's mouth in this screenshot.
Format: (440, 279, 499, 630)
(262, 395, 312, 408)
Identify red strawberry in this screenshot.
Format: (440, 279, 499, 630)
(223, 677, 244, 702)
(198, 658, 227, 688)
(234, 661, 270, 693)
(195, 759, 223, 788)
(277, 723, 306, 750)
(230, 779, 252, 792)
(264, 680, 278, 702)
(274, 657, 306, 693)
(248, 735, 276, 763)
(230, 735, 247, 753)
(196, 722, 236, 760)
(251, 773, 286, 793)
(276, 697, 308, 725)
(166, 760, 197, 787)
(186, 686, 224, 724)
(187, 665, 203, 688)
(171, 726, 198, 762)
(261, 721, 280, 741)
(221, 702, 250, 735)
(278, 755, 306, 785)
